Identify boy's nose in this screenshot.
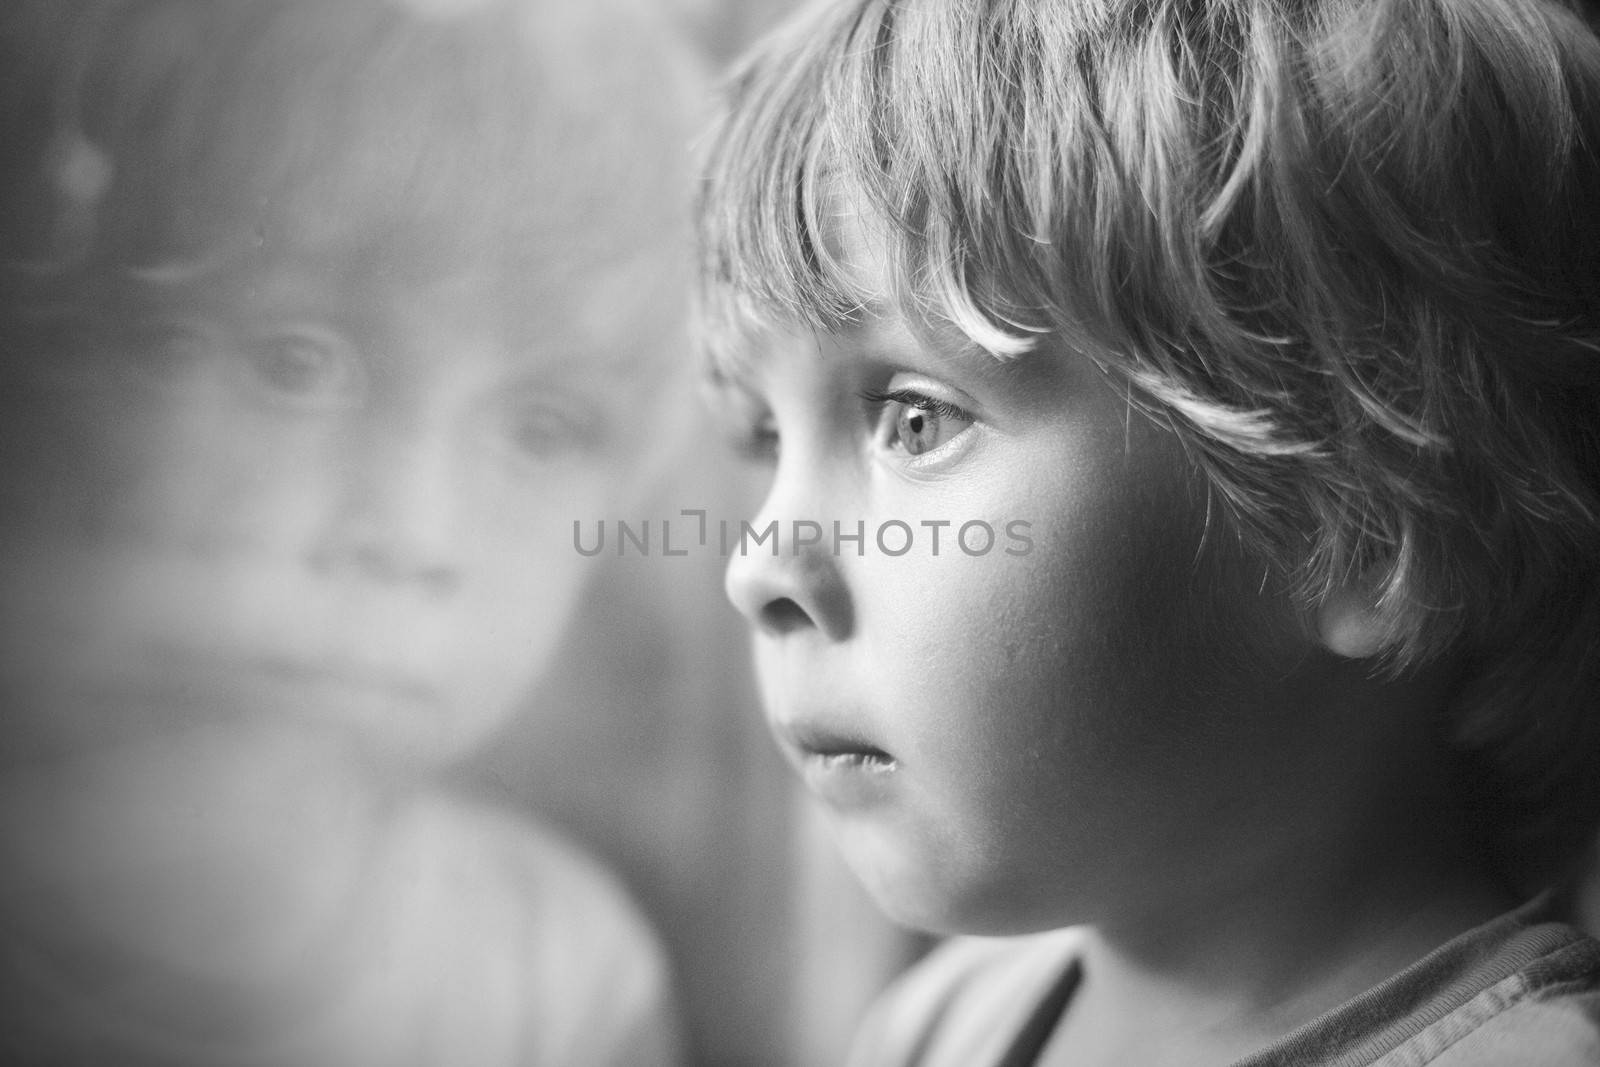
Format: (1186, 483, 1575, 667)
(308, 415, 462, 595)
(723, 491, 853, 642)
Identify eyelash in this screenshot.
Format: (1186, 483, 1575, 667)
(716, 386, 974, 464)
(858, 387, 973, 425)
(857, 385, 978, 459)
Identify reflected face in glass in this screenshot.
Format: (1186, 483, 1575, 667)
(716, 211, 1353, 937)
(0, 249, 660, 772)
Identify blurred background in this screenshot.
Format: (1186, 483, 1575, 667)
(0, 1, 916, 1064)
(458, 13, 925, 1067)
(451, 4, 925, 1064)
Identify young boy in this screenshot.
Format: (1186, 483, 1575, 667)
(0, 1, 697, 1063)
(695, 0, 1600, 1064)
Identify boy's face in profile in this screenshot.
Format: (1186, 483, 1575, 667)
(0, 239, 663, 774)
(720, 204, 1376, 936)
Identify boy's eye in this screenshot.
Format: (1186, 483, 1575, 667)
(239, 325, 365, 409)
(863, 388, 975, 457)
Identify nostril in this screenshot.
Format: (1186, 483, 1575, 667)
(759, 597, 814, 635)
(724, 545, 853, 640)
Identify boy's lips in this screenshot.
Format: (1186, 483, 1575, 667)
(774, 717, 899, 807)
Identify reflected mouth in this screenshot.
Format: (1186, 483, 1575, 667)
(244, 655, 440, 707)
(112, 642, 446, 723)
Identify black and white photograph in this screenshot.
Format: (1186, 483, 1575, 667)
(2, 1, 1599, 1065)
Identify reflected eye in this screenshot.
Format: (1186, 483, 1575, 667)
(863, 388, 975, 456)
(494, 392, 604, 464)
(121, 318, 217, 390)
(239, 325, 364, 409)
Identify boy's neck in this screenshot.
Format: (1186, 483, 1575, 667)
(1037, 785, 1518, 1067)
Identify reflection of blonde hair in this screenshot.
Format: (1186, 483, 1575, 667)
(697, 0, 1600, 883)
(1, 0, 698, 315)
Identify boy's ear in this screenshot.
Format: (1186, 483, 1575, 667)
(1315, 586, 1388, 659)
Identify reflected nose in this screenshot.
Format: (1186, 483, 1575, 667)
(723, 481, 853, 642)
(308, 411, 462, 595)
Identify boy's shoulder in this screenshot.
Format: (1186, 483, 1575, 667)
(1263, 900, 1600, 1067)
(1379, 924, 1600, 1067)
(847, 904, 1600, 1067)
(1424, 991, 1600, 1067)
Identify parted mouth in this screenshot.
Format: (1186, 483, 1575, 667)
(809, 748, 898, 772)
(779, 721, 897, 771)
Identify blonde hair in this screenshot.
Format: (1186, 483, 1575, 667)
(696, 0, 1600, 881)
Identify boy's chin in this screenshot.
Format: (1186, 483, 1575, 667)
(836, 827, 1060, 937)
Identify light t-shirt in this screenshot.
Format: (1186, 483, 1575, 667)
(847, 896, 1600, 1066)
